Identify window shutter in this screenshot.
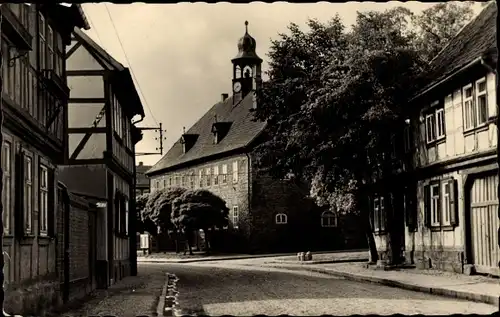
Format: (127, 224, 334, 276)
(449, 179, 459, 226)
(47, 168, 55, 237)
(114, 194, 120, 233)
(424, 185, 431, 228)
(15, 150, 25, 237)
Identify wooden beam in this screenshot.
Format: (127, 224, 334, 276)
(67, 70, 105, 76)
(65, 41, 82, 59)
(68, 127, 107, 134)
(69, 105, 107, 160)
(69, 98, 106, 103)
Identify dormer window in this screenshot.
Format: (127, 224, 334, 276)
(211, 122, 232, 144)
(180, 133, 199, 153)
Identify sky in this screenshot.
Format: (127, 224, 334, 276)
(81, 2, 484, 167)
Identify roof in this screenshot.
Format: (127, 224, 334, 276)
(73, 28, 145, 118)
(419, 2, 497, 94)
(147, 93, 267, 175)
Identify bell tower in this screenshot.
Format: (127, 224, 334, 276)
(231, 21, 262, 105)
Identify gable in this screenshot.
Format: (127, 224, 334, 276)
(66, 43, 107, 71)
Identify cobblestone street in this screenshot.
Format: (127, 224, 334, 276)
(167, 262, 498, 316)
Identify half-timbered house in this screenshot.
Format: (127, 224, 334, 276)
(1, 3, 89, 313)
(402, 3, 498, 275)
(57, 28, 145, 288)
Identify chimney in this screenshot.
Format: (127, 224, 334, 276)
(221, 93, 229, 102)
(139, 161, 143, 166)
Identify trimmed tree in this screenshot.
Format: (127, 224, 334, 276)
(136, 193, 157, 235)
(171, 189, 229, 255)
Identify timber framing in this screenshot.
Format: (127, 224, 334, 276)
(67, 70, 106, 76)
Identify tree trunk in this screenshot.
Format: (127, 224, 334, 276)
(357, 189, 378, 264)
(204, 228, 211, 255)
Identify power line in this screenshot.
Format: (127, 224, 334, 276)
(86, 5, 104, 46)
(103, 3, 158, 125)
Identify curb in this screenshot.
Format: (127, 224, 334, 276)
(155, 273, 169, 316)
(138, 250, 369, 264)
(270, 258, 369, 265)
(274, 265, 500, 309)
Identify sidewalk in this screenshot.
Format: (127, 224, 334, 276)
(138, 249, 368, 264)
(52, 269, 167, 317)
(260, 261, 500, 309)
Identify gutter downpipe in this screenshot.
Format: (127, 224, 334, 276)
(409, 57, 483, 103)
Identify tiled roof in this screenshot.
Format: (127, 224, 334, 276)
(420, 2, 497, 93)
(147, 93, 266, 175)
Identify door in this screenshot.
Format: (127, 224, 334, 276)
(470, 173, 499, 275)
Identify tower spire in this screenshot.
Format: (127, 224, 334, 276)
(245, 20, 249, 34)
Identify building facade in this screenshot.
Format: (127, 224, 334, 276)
(146, 22, 366, 253)
(371, 3, 498, 276)
(1, 3, 89, 313)
(57, 28, 145, 287)
(135, 161, 151, 196)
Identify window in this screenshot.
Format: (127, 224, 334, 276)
(2, 141, 11, 234)
(181, 175, 186, 187)
(222, 164, 228, 184)
(155, 180, 160, 191)
(39, 165, 49, 235)
(38, 13, 46, 70)
(232, 161, 238, 183)
(213, 166, 219, 185)
(198, 169, 203, 187)
(125, 199, 129, 235)
(189, 173, 195, 189)
(436, 109, 445, 139)
(205, 168, 211, 186)
(169, 177, 172, 186)
(430, 183, 440, 226)
(175, 176, 180, 186)
(24, 155, 33, 234)
(442, 182, 451, 226)
(321, 211, 337, 227)
(424, 180, 457, 228)
(425, 114, 436, 143)
(163, 179, 167, 188)
(55, 33, 64, 77)
(463, 85, 474, 130)
(275, 213, 287, 224)
(232, 206, 239, 228)
(47, 25, 54, 69)
(425, 101, 445, 143)
(476, 78, 488, 126)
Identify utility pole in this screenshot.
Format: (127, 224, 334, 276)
(136, 122, 166, 156)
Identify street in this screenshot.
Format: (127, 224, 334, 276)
(157, 262, 498, 316)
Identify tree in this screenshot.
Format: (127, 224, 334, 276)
(171, 189, 229, 255)
(136, 193, 157, 235)
(253, 3, 475, 264)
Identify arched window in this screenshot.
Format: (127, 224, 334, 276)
(243, 66, 253, 78)
(275, 213, 287, 224)
(235, 66, 242, 79)
(321, 211, 337, 228)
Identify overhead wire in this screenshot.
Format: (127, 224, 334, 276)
(103, 3, 159, 126)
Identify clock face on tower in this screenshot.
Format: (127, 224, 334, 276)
(233, 81, 242, 93)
